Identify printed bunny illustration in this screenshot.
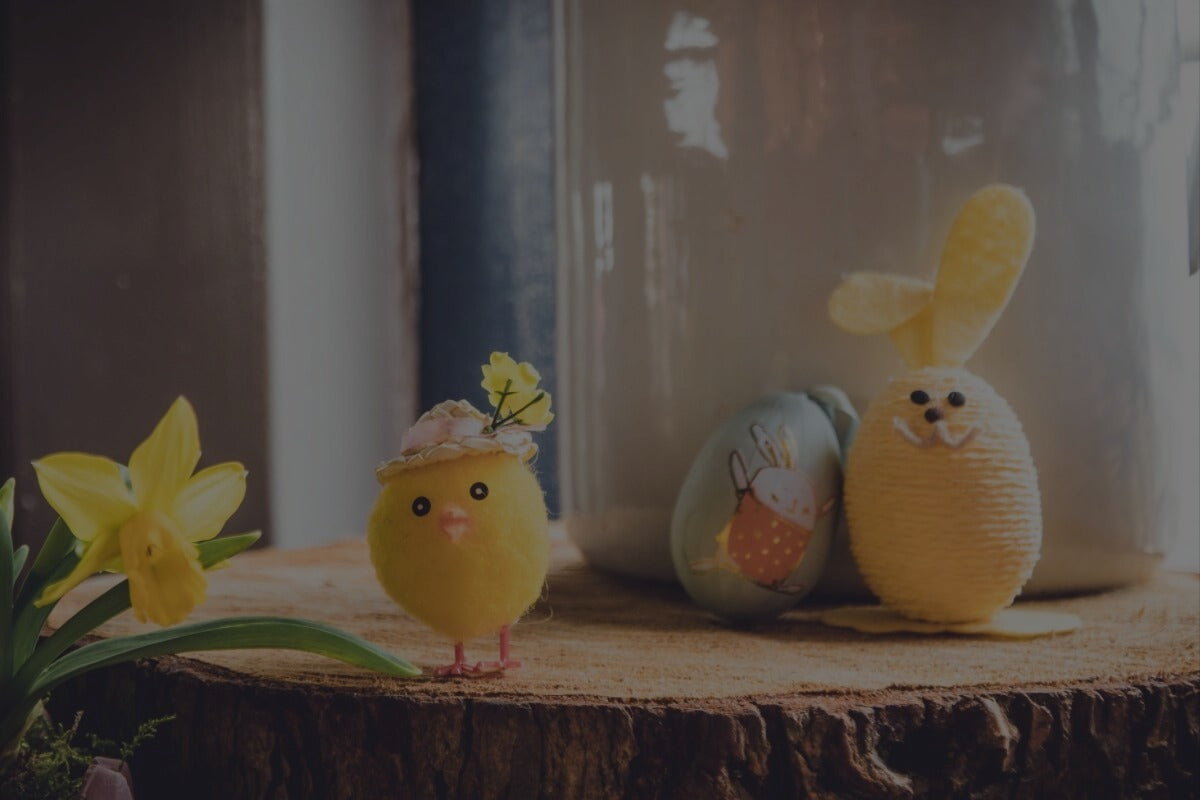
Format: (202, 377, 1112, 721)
(826, 184, 1050, 626)
(693, 424, 834, 592)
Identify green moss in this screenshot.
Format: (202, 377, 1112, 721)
(0, 712, 171, 800)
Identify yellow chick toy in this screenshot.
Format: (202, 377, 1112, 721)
(368, 353, 552, 676)
(824, 184, 1079, 637)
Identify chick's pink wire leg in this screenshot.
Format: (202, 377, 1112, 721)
(475, 624, 521, 672)
(434, 642, 477, 677)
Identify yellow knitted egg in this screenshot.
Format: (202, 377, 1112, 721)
(845, 367, 1040, 622)
(825, 184, 1078, 635)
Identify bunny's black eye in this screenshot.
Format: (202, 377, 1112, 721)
(947, 391, 966, 407)
(469, 482, 489, 501)
(910, 390, 930, 405)
(412, 496, 431, 517)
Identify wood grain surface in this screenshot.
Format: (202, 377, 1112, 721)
(46, 532, 1199, 798)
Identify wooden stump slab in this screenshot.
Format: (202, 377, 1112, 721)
(47, 533, 1199, 799)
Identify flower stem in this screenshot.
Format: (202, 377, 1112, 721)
(491, 392, 545, 428)
(489, 379, 514, 429)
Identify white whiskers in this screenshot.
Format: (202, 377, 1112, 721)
(892, 418, 980, 450)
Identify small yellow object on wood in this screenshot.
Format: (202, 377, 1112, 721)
(368, 354, 553, 676)
(846, 367, 1042, 623)
(826, 185, 1079, 636)
(821, 606, 1082, 638)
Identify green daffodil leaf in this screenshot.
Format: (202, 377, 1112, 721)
(9, 521, 81, 669)
(0, 478, 14, 532)
(1, 480, 15, 682)
(11, 546, 28, 585)
(15, 532, 264, 686)
(1, 616, 417, 749)
(33, 617, 420, 699)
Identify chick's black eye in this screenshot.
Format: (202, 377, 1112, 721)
(469, 482, 489, 501)
(910, 390, 930, 405)
(947, 391, 966, 407)
(411, 496, 431, 517)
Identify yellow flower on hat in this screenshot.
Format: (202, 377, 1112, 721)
(480, 352, 554, 429)
(32, 396, 247, 626)
(481, 352, 540, 404)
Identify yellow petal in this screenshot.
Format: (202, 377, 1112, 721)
(32, 454, 136, 542)
(517, 360, 542, 387)
(1, 478, 15, 532)
(929, 184, 1035, 366)
(481, 353, 514, 388)
(172, 462, 247, 542)
(120, 511, 207, 626)
(514, 390, 553, 427)
(483, 352, 540, 390)
(36, 531, 123, 606)
(489, 351, 516, 371)
(129, 396, 201, 512)
(482, 353, 520, 401)
(481, 377, 502, 408)
(481, 370, 503, 407)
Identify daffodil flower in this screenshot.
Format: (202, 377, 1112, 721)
(480, 351, 554, 429)
(32, 397, 246, 626)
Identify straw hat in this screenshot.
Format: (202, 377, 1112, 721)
(375, 399, 540, 482)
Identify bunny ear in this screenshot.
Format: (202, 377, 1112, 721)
(750, 424, 782, 467)
(826, 184, 1034, 368)
(728, 450, 750, 492)
(828, 272, 934, 334)
(775, 424, 797, 469)
(805, 385, 860, 458)
(829, 272, 936, 367)
(928, 184, 1035, 366)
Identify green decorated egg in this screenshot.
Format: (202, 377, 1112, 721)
(669, 388, 857, 621)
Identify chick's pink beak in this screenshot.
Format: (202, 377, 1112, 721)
(438, 504, 471, 543)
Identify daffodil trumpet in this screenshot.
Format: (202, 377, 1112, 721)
(0, 398, 419, 759)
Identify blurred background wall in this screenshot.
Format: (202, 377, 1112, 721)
(0, 0, 1193, 571)
(1, 0, 273, 545)
(264, 0, 418, 547)
(0, 0, 554, 550)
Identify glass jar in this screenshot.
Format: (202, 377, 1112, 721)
(555, 0, 1199, 592)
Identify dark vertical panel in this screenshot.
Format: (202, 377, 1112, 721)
(414, 0, 559, 509)
(1, 0, 268, 546)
